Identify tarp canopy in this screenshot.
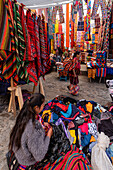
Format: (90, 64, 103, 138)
(17, 0, 73, 9)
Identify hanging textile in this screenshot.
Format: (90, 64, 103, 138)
(61, 33, 64, 52)
(0, 0, 18, 83)
(54, 33, 57, 49)
(103, 0, 112, 51)
(38, 15, 51, 75)
(66, 3, 69, 48)
(91, 0, 107, 21)
(13, 1, 29, 82)
(71, 0, 77, 22)
(55, 19, 59, 33)
(86, 0, 91, 41)
(74, 13, 78, 46)
(52, 5, 64, 24)
(44, 8, 48, 23)
(42, 15, 51, 73)
(26, 9, 38, 84)
(71, 20, 74, 48)
(47, 7, 53, 39)
(33, 14, 43, 78)
(19, 4, 32, 62)
(59, 24, 62, 34)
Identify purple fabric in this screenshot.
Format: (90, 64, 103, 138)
(55, 118, 69, 138)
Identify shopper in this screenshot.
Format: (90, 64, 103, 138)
(8, 93, 53, 169)
(67, 50, 80, 95)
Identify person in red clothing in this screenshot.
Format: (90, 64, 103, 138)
(67, 50, 80, 95)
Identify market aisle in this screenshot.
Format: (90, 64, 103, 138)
(0, 72, 111, 169)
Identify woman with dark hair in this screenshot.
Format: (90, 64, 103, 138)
(8, 93, 53, 169)
(64, 50, 80, 95)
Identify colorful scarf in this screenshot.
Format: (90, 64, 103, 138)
(13, 1, 29, 83)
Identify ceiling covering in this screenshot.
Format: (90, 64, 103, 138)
(17, 0, 73, 9)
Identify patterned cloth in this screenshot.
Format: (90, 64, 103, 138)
(13, 1, 29, 82)
(38, 145, 92, 170)
(52, 5, 64, 24)
(0, 0, 18, 83)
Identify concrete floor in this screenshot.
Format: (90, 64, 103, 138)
(0, 71, 111, 169)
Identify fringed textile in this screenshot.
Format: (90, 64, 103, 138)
(13, 1, 29, 82)
(52, 5, 64, 24)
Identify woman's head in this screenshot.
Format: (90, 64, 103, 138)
(29, 93, 45, 114)
(9, 93, 45, 150)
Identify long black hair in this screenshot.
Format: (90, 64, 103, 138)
(9, 93, 45, 151)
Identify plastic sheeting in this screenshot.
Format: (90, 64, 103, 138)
(91, 132, 113, 170)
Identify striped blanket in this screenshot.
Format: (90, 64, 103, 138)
(17, 145, 92, 170)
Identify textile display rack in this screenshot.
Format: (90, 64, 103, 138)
(0, 0, 50, 116)
(87, 51, 107, 83)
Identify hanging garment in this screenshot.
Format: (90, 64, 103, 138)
(52, 5, 64, 24)
(38, 15, 49, 75)
(91, 0, 107, 21)
(47, 7, 53, 39)
(13, 1, 29, 82)
(0, 0, 18, 83)
(66, 4, 69, 48)
(33, 14, 43, 78)
(42, 15, 51, 73)
(19, 4, 33, 62)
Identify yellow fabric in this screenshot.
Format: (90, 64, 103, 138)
(88, 69, 96, 79)
(92, 69, 96, 79)
(88, 69, 92, 78)
(42, 110, 52, 122)
(69, 130, 76, 144)
(86, 102, 93, 113)
(55, 19, 59, 33)
(90, 135, 96, 143)
(51, 39, 54, 53)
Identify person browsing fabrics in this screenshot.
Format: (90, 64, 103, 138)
(8, 93, 53, 169)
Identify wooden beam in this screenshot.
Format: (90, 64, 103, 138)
(39, 77, 45, 96)
(10, 77, 16, 117)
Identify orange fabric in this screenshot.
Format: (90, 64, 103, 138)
(66, 3, 69, 48)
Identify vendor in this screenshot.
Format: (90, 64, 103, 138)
(66, 50, 80, 95)
(8, 93, 53, 169)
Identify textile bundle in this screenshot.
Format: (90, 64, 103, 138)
(0, 0, 51, 86)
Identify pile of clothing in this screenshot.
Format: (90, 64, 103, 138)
(39, 95, 113, 170)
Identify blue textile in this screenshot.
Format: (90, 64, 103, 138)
(60, 104, 72, 118)
(81, 132, 91, 147)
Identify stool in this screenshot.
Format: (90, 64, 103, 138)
(8, 85, 24, 116)
(60, 76, 67, 81)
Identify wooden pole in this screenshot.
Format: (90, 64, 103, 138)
(39, 77, 45, 96)
(11, 77, 16, 117)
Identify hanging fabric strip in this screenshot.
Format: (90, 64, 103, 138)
(66, 3, 69, 48)
(47, 7, 53, 39)
(0, 0, 18, 83)
(103, 0, 112, 51)
(91, 0, 107, 21)
(52, 5, 64, 24)
(13, 1, 29, 82)
(71, 20, 74, 48)
(74, 13, 78, 46)
(86, 0, 91, 41)
(61, 33, 64, 52)
(44, 8, 48, 23)
(33, 14, 43, 78)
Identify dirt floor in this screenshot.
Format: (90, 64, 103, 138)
(0, 71, 111, 169)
